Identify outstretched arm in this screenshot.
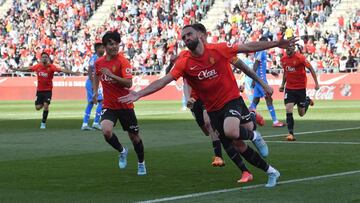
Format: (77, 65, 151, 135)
(92, 73, 100, 104)
(237, 37, 298, 53)
(8, 66, 32, 72)
(306, 65, 320, 90)
(279, 71, 286, 92)
(59, 68, 80, 75)
(118, 74, 175, 104)
(231, 57, 273, 96)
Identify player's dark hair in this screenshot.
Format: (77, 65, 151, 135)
(192, 23, 207, 34)
(102, 31, 121, 46)
(41, 52, 49, 57)
(259, 37, 269, 41)
(182, 24, 194, 30)
(94, 42, 103, 51)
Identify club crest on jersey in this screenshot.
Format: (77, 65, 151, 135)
(209, 57, 215, 64)
(112, 65, 117, 72)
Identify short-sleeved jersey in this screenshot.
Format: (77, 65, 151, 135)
(170, 43, 240, 112)
(30, 63, 62, 91)
(95, 53, 133, 109)
(88, 54, 98, 80)
(281, 52, 311, 90)
(254, 50, 268, 82)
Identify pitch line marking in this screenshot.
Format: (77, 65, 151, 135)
(263, 126, 360, 138)
(138, 170, 360, 203)
(266, 140, 360, 145)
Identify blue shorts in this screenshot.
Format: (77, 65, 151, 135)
(253, 83, 266, 98)
(86, 79, 103, 102)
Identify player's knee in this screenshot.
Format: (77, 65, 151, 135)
(102, 129, 112, 138)
(233, 141, 247, 153)
(224, 127, 238, 139)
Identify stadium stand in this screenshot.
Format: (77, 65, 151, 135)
(0, 0, 358, 76)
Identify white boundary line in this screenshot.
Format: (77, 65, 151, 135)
(139, 170, 360, 203)
(263, 126, 360, 138)
(266, 140, 360, 145)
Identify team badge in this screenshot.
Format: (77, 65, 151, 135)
(209, 57, 215, 64)
(112, 65, 117, 72)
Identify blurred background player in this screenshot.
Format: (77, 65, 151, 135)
(93, 31, 146, 175)
(9, 51, 79, 129)
(249, 37, 285, 128)
(81, 42, 105, 130)
(279, 44, 320, 141)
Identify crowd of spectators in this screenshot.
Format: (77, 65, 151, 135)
(0, 0, 104, 75)
(0, 0, 358, 76)
(214, 0, 359, 74)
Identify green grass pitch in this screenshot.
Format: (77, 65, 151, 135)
(0, 100, 359, 203)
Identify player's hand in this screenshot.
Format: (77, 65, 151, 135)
(277, 37, 298, 49)
(239, 85, 245, 93)
(279, 86, 284, 92)
(264, 85, 274, 96)
(186, 97, 196, 109)
(270, 71, 279, 77)
(251, 80, 256, 88)
(118, 90, 140, 104)
(170, 54, 178, 64)
(92, 93, 98, 105)
(101, 68, 114, 78)
(315, 83, 320, 90)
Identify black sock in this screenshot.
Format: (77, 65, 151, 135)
(212, 140, 222, 157)
(240, 146, 269, 172)
(286, 113, 294, 135)
(220, 136, 249, 172)
(42, 110, 49, 123)
(105, 133, 123, 152)
(304, 97, 310, 113)
(238, 126, 254, 140)
(133, 139, 144, 163)
(249, 111, 257, 130)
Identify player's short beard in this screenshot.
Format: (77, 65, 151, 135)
(186, 38, 199, 51)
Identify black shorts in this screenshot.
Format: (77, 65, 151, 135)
(207, 97, 252, 138)
(284, 88, 307, 108)
(35, 91, 52, 105)
(190, 99, 205, 127)
(101, 108, 139, 134)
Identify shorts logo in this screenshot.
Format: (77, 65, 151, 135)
(101, 109, 107, 116)
(229, 109, 241, 116)
(125, 67, 132, 74)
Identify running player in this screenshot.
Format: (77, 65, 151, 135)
(9, 51, 79, 129)
(249, 37, 285, 127)
(81, 42, 105, 130)
(93, 31, 146, 175)
(120, 25, 297, 187)
(279, 44, 320, 141)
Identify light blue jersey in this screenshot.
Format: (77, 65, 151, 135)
(243, 58, 254, 104)
(253, 51, 268, 98)
(254, 50, 268, 82)
(86, 54, 103, 102)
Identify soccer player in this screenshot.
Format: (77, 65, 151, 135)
(9, 51, 79, 129)
(279, 44, 320, 141)
(249, 37, 285, 127)
(120, 25, 297, 187)
(81, 42, 105, 130)
(92, 31, 146, 175)
(166, 23, 226, 168)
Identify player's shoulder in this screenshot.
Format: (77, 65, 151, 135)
(206, 42, 232, 50)
(95, 56, 106, 64)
